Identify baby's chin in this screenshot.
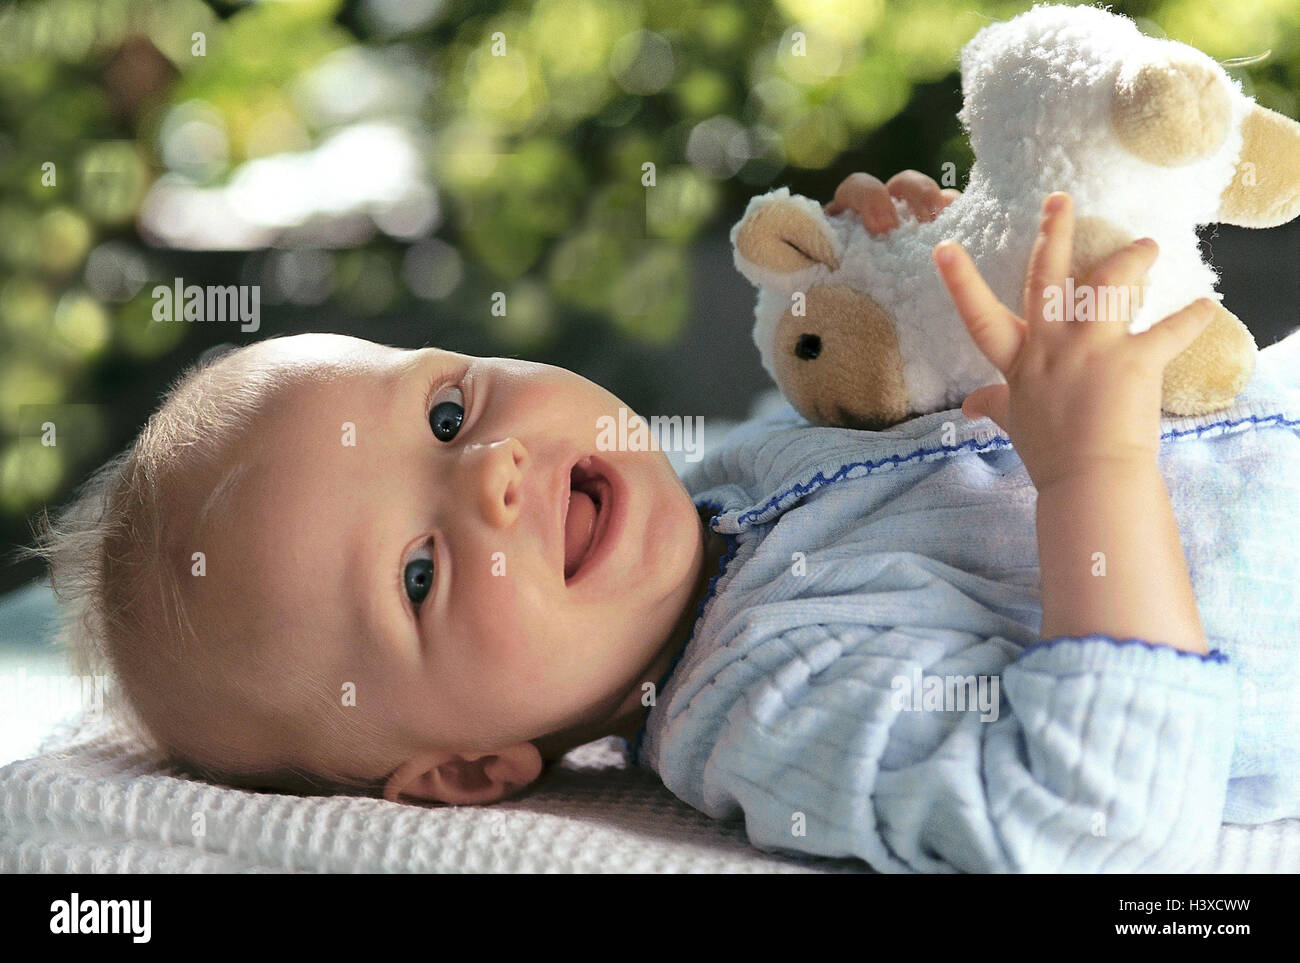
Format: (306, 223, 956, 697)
(646, 453, 701, 517)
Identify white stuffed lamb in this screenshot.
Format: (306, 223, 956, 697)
(731, 2, 1300, 429)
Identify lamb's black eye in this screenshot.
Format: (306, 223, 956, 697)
(429, 386, 465, 442)
(795, 333, 822, 360)
(404, 552, 434, 606)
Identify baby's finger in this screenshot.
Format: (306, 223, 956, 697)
(934, 240, 1023, 374)
(1080, 238, 1158, 326)
(824, 172, 898, 233)
(939, 188, 961, 206)
(1023, 192, 1073, 332)
(1131, 297, 1217, 368)
(961, 383, 1011, 432)
(886, 169, 948, 221)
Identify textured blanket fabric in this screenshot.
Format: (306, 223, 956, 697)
(0, 715, 867, 873)
(1, 714, 1298, 873)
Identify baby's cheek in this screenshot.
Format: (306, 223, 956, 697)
(463, 565, 543, 668)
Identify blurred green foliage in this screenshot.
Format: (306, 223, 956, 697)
(0, 0, 1298, 522)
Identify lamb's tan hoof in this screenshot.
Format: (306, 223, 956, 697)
(1071, 216, 1148, 302)
(1217, 104, 1300, 227)
(1111, 58, 1231, 166)
(1160, 300, 1256, 415)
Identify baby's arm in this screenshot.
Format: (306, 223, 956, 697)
(828, 175, 1209, 651)
(1035, 460, 1205, 650)
(933, 192, 1216, 653)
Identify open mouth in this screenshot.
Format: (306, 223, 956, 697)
(563, 456, 613, 584)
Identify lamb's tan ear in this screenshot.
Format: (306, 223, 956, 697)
(732, 192, 840, 286)
(1217, 103, 1300, 227)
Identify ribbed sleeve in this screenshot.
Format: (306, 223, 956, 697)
(986, 635, 1237, 871)
(678, 631, 1237, 873)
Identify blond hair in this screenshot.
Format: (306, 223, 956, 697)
(25, 342, 400, 797)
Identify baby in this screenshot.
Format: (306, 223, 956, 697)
(33, 171, 1300, 873)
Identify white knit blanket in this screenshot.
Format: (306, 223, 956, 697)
(2, 712, 1297, 873)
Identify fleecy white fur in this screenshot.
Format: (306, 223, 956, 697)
(734, 3, 1256, 417)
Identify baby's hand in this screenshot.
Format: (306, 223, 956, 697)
(824, 170, 960, 234)
(932, 192, 1215, 493)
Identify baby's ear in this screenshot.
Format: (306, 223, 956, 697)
(384, 742, 544, 805)
(731, 188, 841, 290)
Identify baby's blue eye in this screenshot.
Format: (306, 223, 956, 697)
(404, 550, 434, 606)
(429, 386, 465, 442)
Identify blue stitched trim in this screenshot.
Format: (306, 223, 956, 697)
(733, 411, 1300, 530)
(628, 498, 741, 767)
(734, 435, 1013, 528)
(1162, 411, 1300, 441)
(1019, 633, 1230, 664)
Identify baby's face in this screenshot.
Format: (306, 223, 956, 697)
(223, 334, 704, 768)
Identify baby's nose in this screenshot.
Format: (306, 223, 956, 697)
(464, 438, 527, 527)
